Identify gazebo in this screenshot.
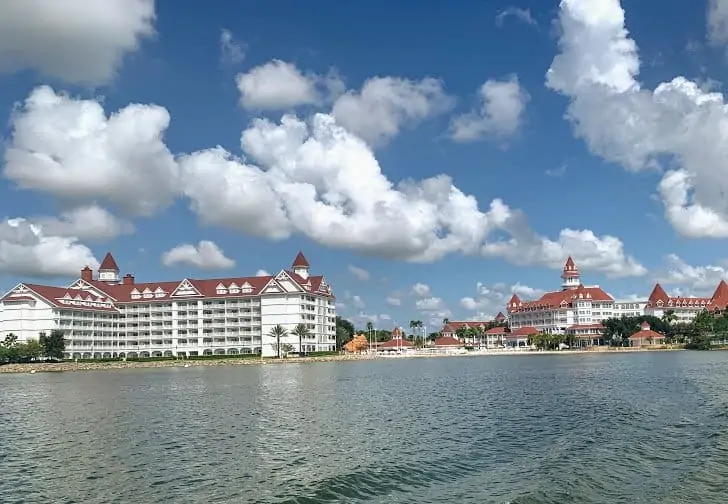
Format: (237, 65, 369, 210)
(377, 327, 413, 352)
(629, 321, 665, 347)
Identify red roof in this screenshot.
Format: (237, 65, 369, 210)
(510, 326, 539, 337)
(507, 284, 613, 313)
(379, 338, 413, 349)
(708, 280, 728, 310)
(646, 283, 710, 309)
(2, 284, 119, 312)
(494, 312, 506, 321)
(99, 252, 119, 271)
(629, 322, 664, 341)
(566, 323, 604, 331)
(441, 320, 499, 333)
(292, 251, 310, 268)
(485, 326, 508, 335)
(434, 336, 462, 347)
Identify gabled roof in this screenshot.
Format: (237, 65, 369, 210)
(646, 282, 710, 309)
(292, 251, 309, 268)
(629, 322, 664, 340)
(708, 280, 728, 310)
(507, 284, 613, 313)
(485, 326, 509, 335)
(1, 283, 118, 312)
(434, 336, 462, 347)
(99, 252, 119, 271)
(510, 326, 539, 337)
(379, 338, 413, 348)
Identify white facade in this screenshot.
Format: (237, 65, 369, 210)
(613, 300, 647, 319)
(0, 252, 336, 359)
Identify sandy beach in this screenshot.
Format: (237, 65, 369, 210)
(0, 346, 684, 375)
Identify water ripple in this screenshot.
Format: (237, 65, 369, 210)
(2, 352, 728, 503)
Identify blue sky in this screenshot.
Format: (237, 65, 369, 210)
(2, 0, 728, 330)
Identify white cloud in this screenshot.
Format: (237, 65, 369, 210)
(495, 7, 537, 27)
(656, 254, 728, 294)
(482, 207, 647, 278)
(348, 264, 371, 281)
(351, 311, 391, 327)
(161, 240, 235, 270)
(416, 296, 446, 311)
(460, 281, 544, 318)
(235, 60, 344, 110)
(4, 86, 179, 217)
(332, 76, 454, 146)
(0, 217, 98, 277)
(351, 295, 366, 310)
(386, 296, 402, 307)
(256, 269, 270, 277)
(0, 0, 155, 84)
(545, 163, 567, 177)
(450, 76, 530, 142)
(546, 0, 728, 239)
(411, 283, 431, 297)
(220, 28, 245, 64)
(708, 0, 728, 47)
(179, 113, 514, 262)
(35, 205, 134, 242)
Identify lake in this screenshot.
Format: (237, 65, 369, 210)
(1, 352, 727, 503)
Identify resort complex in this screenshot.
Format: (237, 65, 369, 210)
(0, 252, 337, 359)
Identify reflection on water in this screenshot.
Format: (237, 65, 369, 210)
(2, 352, 728, 503)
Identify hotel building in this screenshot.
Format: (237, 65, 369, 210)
(506, 257, 615, 344)
(0, 251, 337, 359)
(644, 281, 728, 322)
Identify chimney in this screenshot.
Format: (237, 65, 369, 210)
(123, 274, 135, 285)
(81, 266, 93, 282)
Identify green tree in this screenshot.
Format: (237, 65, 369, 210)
(335, 316, 355, 350)
(2, 333, 18, 348)
(20, 339, 43, 361)
(268, 324, 288, 359)
(292, 323, 311, 355)
(39, 330, 66, 360)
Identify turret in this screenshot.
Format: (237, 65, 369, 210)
(291, 251, 310, 280)
(561, 256, 580, 291)
(98, 252, 120, 283)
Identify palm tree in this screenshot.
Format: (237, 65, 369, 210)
(442, 317, 450, 325)
(292, 323, 311, 356)
(268, 324, 287, 359)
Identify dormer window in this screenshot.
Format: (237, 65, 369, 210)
(131, 288, 141, 300)
(657, 300, 663, 306)
(215, 283, 227, 295)
(229, 282, 240, 294)
(154, 287, 165, 298)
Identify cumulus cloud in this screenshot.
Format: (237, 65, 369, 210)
(161, 240, 235, 270)
(348, 264, 371, 281)
(0, 218, 98, 277)
(450, 76, 530, 142)
(256, 269, 270, 277)
(656, 254, 728, 294)
(547, 0, 728, 239)
(35, 205, 134, 242)
(3, 79, 643, 273)
(4, 86, 179, 217)
(332, 76, 454, 146)
(482, 206, 647, 278)
(460, 281, 545, 318)
(411, 283, 431, 297)
(236, 60, 344, 110)
(386, 296, 402, 307)
(0, 0, 155, 84)
(708, 0, 728, 47)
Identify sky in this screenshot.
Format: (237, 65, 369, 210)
(3, 0, 728, 330)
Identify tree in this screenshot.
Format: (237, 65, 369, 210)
(39, 330, 66, 360)
(268, 324, 287, 359)
(442, 317, 450, 325)
(280, 343, 294, 357)
(292, 323, 311, 355)
(335, 316, 355, 351)
(20, 339, 43, 360)
(2, 333, 18, 348)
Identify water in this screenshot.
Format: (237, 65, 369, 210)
(2, 352, 728, 503)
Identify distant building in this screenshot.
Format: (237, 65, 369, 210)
(440, 312, 507, 338)
(644, 281, 728, 323)
(506, 257, 614, 344)
(0, 251, 336, 359)
(378, 326, 412, 352)
(629, 321, 665, 347)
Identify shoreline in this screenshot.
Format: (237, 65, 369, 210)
(0, 346, 685, 375)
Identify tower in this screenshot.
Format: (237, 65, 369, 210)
(98, 252, 120, 283)
(561, 256, 580, 290)
(291, 251, 310, 280)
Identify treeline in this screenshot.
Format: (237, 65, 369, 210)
(0, 331, 66, 364)
(602, 310, 726, 350)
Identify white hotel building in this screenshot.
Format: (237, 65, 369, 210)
(0, 251, 337, 358)
(506, 257, 621, 344)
